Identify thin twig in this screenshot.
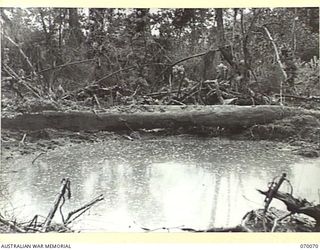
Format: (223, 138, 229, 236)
(37, 59, 95, 74)
(64, 194, 104, 225)
(271, 212, 292, 232)
(32, 152, 46, 165)
(93, 94, 101, 109)
(92, 66, 136, 85)
(19, 133, 27, 145)
(129, 86, 140, 98)
(215, 80, 224, 104)
(146, 90, 179, 97)
(23, 226, 42, 232)
(64, 207, 91, 225)
(180, 89, 200, 103)
(28, 215, 38, 229)
(59, 195, 66, 224)
(168, 99, 186, 106)
(155, 51, 211, 84)
(179, 82, 201, 103)
(92, 109, 103, 121)
(141, 225, 185, 232)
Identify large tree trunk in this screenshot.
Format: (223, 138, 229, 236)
(68, 8, 83, 47)
(88, 8, 106, 83)
(2, 105, 320, 131)
(215, 8, 225, 48)
(201, 9, 225, 83)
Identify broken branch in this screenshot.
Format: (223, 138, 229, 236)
(41, 178, 70, 232)
(258, 189, 320, 228)
(64, 194, 104, 225)
(0, 215, 26, 233)
(1, 31, 38, 77)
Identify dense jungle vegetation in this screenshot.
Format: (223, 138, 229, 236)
(1, 8, 319, 110)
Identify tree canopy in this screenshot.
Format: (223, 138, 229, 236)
(1, 8, 319, 106)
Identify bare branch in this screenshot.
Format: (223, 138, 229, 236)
(3, 64, 42, 98)
(64, 194, 104, 225)
(37, 59, 95, 74)
(0, 216, 26, 233)
(262, 25, 287, 80)
(42, 178, 70, 232)
(1, 31, 38, 77)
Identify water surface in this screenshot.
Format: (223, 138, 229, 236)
(1, 137, 319, 232)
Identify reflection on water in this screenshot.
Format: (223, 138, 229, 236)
(1, 137, 319, 232)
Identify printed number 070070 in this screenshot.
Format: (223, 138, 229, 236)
(300, 244, 319, 248)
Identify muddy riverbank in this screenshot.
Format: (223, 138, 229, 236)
(1, 106, 319, 161)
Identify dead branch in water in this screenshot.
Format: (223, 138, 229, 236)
(64, 194, 104, 225)
(41, 178, 71, 232)
(0, 178, 104, 233)
(0, 215, 26, 233)
(181, 225, 249, 232)
(257, 189, 320, 229)
(32, 152, 46, 165)
(262, 173, 287, 231)
(40, 179, 104, 231)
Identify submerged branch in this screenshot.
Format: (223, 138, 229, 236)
(41, 178, 70, 232)
(0, 215, 26, 233)
(257, 189, 320, 228)
(64, 194, 104, 225)
(181, 225, 249, 232)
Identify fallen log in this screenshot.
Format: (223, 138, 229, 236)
(2, 105, 320, 131)
(275, 94, 320, 102)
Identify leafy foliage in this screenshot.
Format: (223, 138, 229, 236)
(295, 57, 320, 96)
(1, 7, 319, 106)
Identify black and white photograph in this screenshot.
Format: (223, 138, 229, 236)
(0, 7, 319, 234)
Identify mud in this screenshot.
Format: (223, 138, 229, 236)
(1, 111, 319, 161)
(1, 129, 120, 163)
(242, 114, 320, 158)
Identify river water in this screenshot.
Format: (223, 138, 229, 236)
(1, 137, 319, 232)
